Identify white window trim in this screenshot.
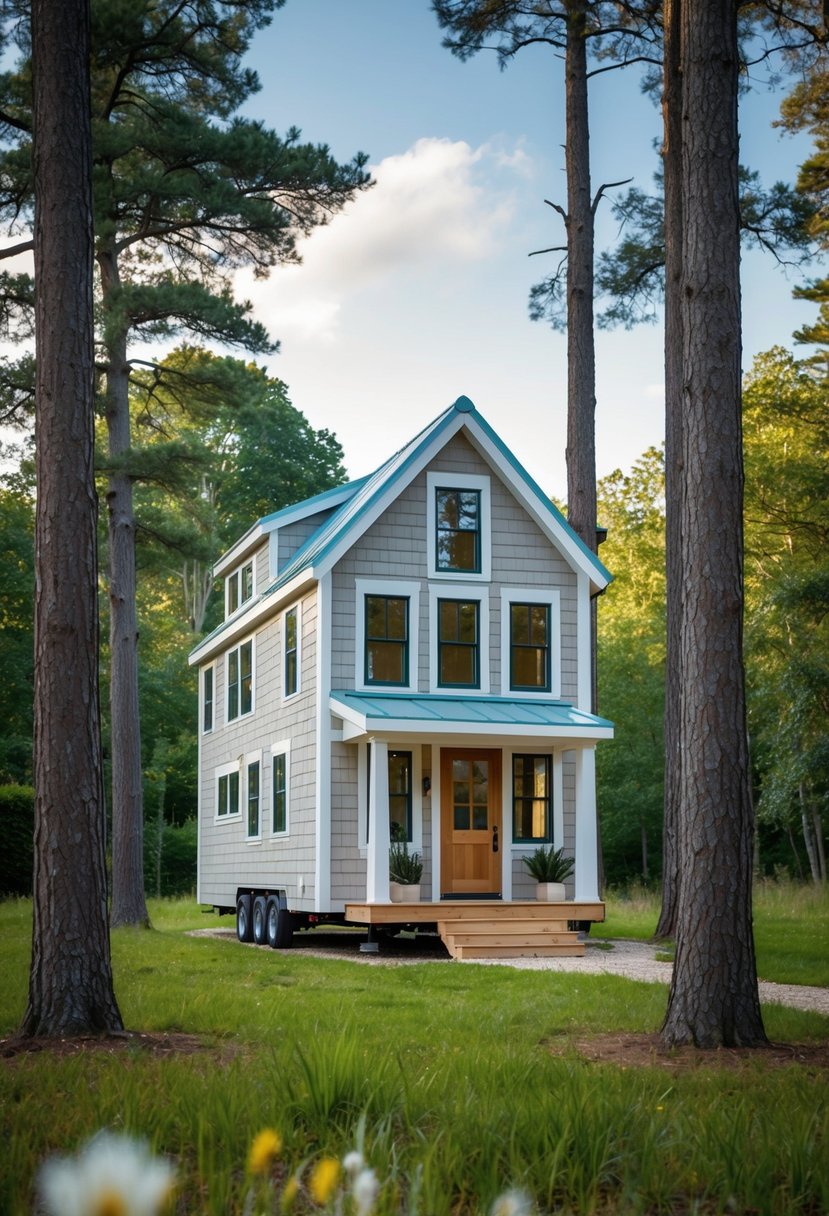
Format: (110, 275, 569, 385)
(357, 740, 423, 856)
(428, 582, 490, 695)
(214, 758, 242, 821)
(500, 588, 562, 699)
(201, 663, 215, 735)
(225, 634, 255, 724)
(270, 739, 291, 837)
(245, 750, 262, 842)
(225, 554, 256, 619)
(282, 603, 301, 702)
(426, 470, 491, 582)
(355, 578, 421, 693)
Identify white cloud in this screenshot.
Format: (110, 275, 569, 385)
(236, 137, 525, 342)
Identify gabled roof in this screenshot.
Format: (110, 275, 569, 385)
(190, 395, 611, 666)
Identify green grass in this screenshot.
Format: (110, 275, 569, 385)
(602, 879, 829, 987)
(1, 892, 827, 1216)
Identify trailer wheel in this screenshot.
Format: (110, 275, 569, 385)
(266, 897, 294, 949)
(236, 894, 253, 943)
(252, 895, 268, 945)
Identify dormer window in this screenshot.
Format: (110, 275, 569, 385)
(226, 559, 254, 617)
(427, 471, 491, 581)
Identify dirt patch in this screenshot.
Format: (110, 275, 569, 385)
(0, 1030, 222, 1063)
(546, 1031, 829, 1073)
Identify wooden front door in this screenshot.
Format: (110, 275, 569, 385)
(440, 749, 502, 897)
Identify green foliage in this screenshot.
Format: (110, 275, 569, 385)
(0, 784, 33, 895)
(521, 844, 574, 883)
(143, 819, 197, 897)
(388, 841, 423, 885)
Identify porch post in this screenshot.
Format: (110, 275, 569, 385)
(366, 738, 390, 902)
(574, 746, 600, 901)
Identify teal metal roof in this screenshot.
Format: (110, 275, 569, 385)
(330, 690, 614, 736)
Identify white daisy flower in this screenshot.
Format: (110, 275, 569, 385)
(351, 1166, 379, 1216)
(342, 1149, 365, 1176)
(490, 1189, 534, 1216)
(39, 1131, 175, 1216)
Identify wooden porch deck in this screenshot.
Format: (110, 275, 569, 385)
(344, 900, 605, 960)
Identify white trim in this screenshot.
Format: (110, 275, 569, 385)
(244, 750, 262, 842)
(500, 756, 512, 901)
(428, 582, 490, 695)
(366, 738, 391, 902)
(339, 716, 611, 745)
(214, 758, 242, 821)
(499, 588, 561, 699)
(574, 747, 600, 901)
(225, 633, 255, 724)
(355, 577, 421, 693)
(552, 751, 564, 849)
(282, 601, 301, 702)
(356, 740, 423, 855)
(224, 554, 256, 619)
(270, 739, 291, 837)
(426, 470, 492, 582)
(201, 663, 215, 735)
(188, 570, 315, 667)
(315, 573, 332, 910)
(576, 572, 592, 712)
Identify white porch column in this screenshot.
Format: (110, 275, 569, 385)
(574, 746, 600, 901)
(366, 738, 390, 902)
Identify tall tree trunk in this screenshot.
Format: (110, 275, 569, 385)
(661, 0, 766, 1048)
(812, 808, 826, 884)
(23, 0, 123, 1036)
(656, 0, 682, 940)
(100, 251, 150, 929)
(799, 782, 819, 882)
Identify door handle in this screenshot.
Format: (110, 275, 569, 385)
(492, 825, 499, 854)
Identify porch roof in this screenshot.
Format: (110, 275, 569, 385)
(330, 690, 614, 743)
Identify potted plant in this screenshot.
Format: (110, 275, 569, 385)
(389, 827, 423, 903)
(522, 845, 574, 902)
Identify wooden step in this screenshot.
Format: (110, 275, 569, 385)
(445, 931, 579, 948)
(453, 942, 585, 960)
(438, 918, 569, 936)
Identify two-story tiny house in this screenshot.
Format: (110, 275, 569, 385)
(190, 397, 613, 958)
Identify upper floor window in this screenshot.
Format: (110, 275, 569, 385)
(426, 472, 491, 581)
(226, 559, 254, 617)
(512, 754, 552, 843)
(202, 665, 214, 733)
(227, 639, 253, 721)
(437, 598, 479, 688)
(365, 595, 408, 686)
(510, 603, 551, 692)
(436, 488, 480, 572)
(284, 606, 298, 698)
(216, 763, 240, 819)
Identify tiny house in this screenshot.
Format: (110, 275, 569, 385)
(189, 396, 613, 958)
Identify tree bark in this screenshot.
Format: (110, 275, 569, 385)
(23, 0, 123, 1036)
(661, 0, 766, 1048)
(100, 247, 150, 929)
(655, 0, 682, 941)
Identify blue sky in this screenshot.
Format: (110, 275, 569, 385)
(227, 1, 819, 498)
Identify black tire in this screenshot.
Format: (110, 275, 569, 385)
(236, 894, 253, 943)
(266, 897, 294, 949)
(252, 895, 268, 945)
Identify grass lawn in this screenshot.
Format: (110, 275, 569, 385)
(1, 889, 827, 1216)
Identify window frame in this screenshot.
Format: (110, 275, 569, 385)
(388, 749, 414, 843)
(283, 604, 300, 700)
(215, 760, 241, 821)
(201, 664, 215, 734)
(245, 752, 262, 842)
(428, 583, 490, 694)
(355, 578, 421, 693)
(225, 557, 255, 619)
(226, 636, 254, 723)
(500, 588, 561, 699)
(511, 752, 553, 844)
(426, 471, 491, 581)
(270, 740, 290, 836)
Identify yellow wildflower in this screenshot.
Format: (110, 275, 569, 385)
(247, 1128, 282, 1176)
(309, 1156, 341, 1205)
(280, 1175, 300, 1211)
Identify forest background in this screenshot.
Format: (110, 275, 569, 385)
(0, 0, 826, 898)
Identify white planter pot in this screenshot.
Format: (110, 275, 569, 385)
(389, 882, 421, 903)
(536, 882, 566, 902)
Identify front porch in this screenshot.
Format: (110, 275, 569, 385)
(345, 899, 605, 959)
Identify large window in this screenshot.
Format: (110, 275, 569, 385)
(271, 744, 289, 834)
(226, 559, 254, 617)
(216, 765, 240, 818)
(437, 599, 479, 688)
(202, 665, 214, 733)
(512, 754, 552, 843)
(510, 603, 551, 692)
(365, 595, 408, 686)
(246, 759, 260, 839)
(388, 751, 413, 842)
(227, 639, 253, 721)
(284, 607, 298, 698)
(435, 488, 480, 573)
